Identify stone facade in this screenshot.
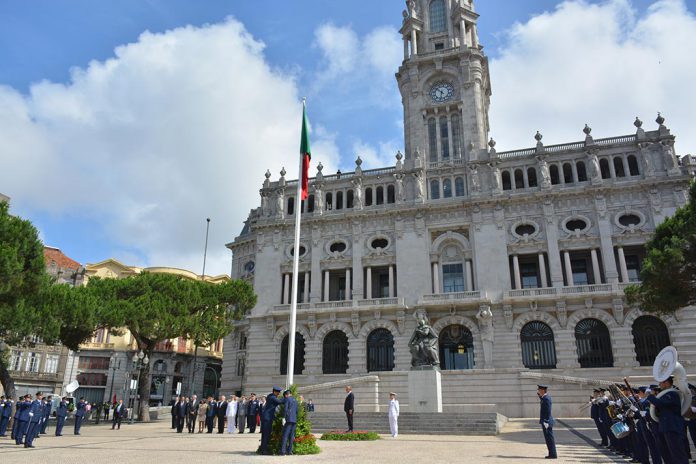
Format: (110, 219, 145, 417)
(221, 0, 696, 418)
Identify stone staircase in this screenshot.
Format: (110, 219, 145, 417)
(306, 411, 507, 435)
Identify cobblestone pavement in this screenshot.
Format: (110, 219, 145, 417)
(0, 418, 627, 464)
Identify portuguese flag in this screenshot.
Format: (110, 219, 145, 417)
(300, 102, 311, 200)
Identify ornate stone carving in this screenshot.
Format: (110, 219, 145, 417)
(556, 300, 567, 328)
(275, 188, 285, 219)
(503, 304, 513, 330)
(266, 317, 276, 338)
(477, 305, 494, 368)
(352, 177, 363, 210)
(468, 164, 481, 194)
(397, 310, 406, 334)
(394, 173, 405, 202)
(594, 194, 607, 219)
(351, 312, 361, 337)
(488, 162, 502, 195)
(537, 155, 551, 189)
(413, 170, 425, 201)
(308, 313, 317, 338)
(260, 190, 270, 217)
(612, 298, 625, 325)
(408, 316, 440, 368)
(586, 149, 602, 185)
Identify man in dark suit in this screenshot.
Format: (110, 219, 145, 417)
(205, 396, 216, 433)
(74, 397, 86, 435)
(259, 386, 285, 455)
(187, 395, 198, 433)
(246, 393, 260, 433)
(216, 395, 227, 433)
(175, 396, 187, 433)
(645, 376, 688, 464)
(280, 390, 298, 456)
(55, 397, 68, 436)
(344, 386, 354, 433)
(0, 395, 13, 437)
(112, 399, 127, 430)
(537, 385, 557, 459)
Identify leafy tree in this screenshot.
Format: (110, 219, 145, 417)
(625, 180, 696, 314)
(88, 272, 255, 421)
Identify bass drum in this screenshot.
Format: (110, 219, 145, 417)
(610, 421, 630, 439)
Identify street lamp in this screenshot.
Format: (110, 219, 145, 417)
(130, 350, 149, 423)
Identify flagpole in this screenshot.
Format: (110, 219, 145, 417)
(286, 98, 307, 388)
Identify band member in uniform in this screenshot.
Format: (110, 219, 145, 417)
(23, 392, 44, 448)
(590, 389, 609, 446)
(645, 376, 688, 464)
(40, 395, 52, 435)
(74, 397, 86, 435)
(537, 385, 557, 460)
(226, 396, 237, 434)
(54, 397, 68, 436)
(0, 395, 13, 437)
(246, 393, 260, 433)
(388, 392, 399, 439)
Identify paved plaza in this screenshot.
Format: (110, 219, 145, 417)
(0, 418, 631, 463)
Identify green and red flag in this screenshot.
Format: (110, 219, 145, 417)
(300, 102, 311, 200)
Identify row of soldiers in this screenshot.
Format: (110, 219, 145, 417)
(589, 377, 696, 464)
(0, 392, 89, 448)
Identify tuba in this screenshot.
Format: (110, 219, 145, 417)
(649, 346, 691, 421)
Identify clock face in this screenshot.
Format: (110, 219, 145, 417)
(430, 81, 454, 103)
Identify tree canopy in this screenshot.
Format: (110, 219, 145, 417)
(625, 180, 696, 314)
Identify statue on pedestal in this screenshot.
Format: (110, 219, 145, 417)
(409, 317, 440, 368)
(476, 305, 494, 368)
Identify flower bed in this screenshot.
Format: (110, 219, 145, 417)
(320, 430, 381, 441)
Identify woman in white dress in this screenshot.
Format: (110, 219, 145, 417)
(226, 396, 238, 434)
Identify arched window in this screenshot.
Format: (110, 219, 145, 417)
(443, 179, 452, 198)
(613, 157, 625, 177)
(514, 169, 525, 189)
(632, 316, 670, 366)
(627, 155, 640, 176)
(455, 177, 465, 196)
(280, 333, 305, 375)
(563, 163, 573, 184)
(550, 165, 560, 185)
(387, 185, 395, 204)
(430, 179, 440, 199)
(428, 118, 438, 161)
(322, 330, 349, 374)
(451, 113, 462, 157)
(376, 186, 384, 205)
(365, 187, 373, 206)
(600, 159, 611, 179)
(527, 167, 538, 187)
(521, 322, 556, 369)
(336, 191, 343, 210)
(439, 116, 450, 159)
(287, 197, 295, 216)
(429, 0, 446, 33)
(326, 192, 333, 210)
(307, 194, 315, 213)
(502, 171, 512, 190)
(346, 190, 354, 209)
(367, 328, 394, 372)
(439, 325, 474, 370)
(576, 161, 587, 182)
(575, 318, 613, 368)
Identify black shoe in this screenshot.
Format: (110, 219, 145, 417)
(544, 456, 557, 460)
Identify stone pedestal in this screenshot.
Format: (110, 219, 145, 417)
(408, 368, 442, 413)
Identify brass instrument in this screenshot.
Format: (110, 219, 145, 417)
(649, 346, 691, 422)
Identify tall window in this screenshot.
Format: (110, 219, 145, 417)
(280, 333, 306, 375)
(550, 165, 560, 184)
(442, 263, 465, 293)
(632, 316, 670, 366)
(25, 352, 41, 373)
(521, 322, 556, 369)
(430, 179, 440, 199)
(367, 328, 394, 372)
(44, 354, 60, 374)
(439, 325, 474, 370)
(527, 168, 538, 187)
(575, 318, 613, 368)
(570, 259, 590, 285)
(443, 178, 452, 198)
(502, 171, 512, 190)
(627, 155, 640, 176)
(428, 118, 438, 161)
(323, 330, 349, 374)
(514, 169, 525, 189)
(625, 255, 642, 282)
(376, 186, 384, 205)
(577, 161, 588, 181)
(563, 163, 573, 183)
(451, 113, 462, 157)
(613, 157, 625, 177)
(365, 188, 373, 206)
(455, 177, 465, 197)
(287, 197, 295, 215)
(520, 262, 540, 289)
(600, 159, 611, 178)
(429, 0, 446, 32)
(9, 351, 23, 371)
(439, 116, 450, 159)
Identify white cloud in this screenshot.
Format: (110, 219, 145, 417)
(0, 18, 339, 276)
(489, 0, 696, 155)
(352, 139, 402, 170)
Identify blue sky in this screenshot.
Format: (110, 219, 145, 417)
(1, 0, 695, 275)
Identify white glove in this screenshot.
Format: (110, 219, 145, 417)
(616, 399, 622, 407)
(691, 406, 696, 413)
(29, 412, 34, 417)
(609, 401, 616, 406)
(645, 389, 652, 395)
(543, 422, 549, 429)
(630, 405, 638, 412)
(617, 414, 624, 420)
(640, 411, 647, 417)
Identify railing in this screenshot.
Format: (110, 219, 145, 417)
(617, 282, 639, 292)
(272, 303, 311, 311)
(429, 158, 466, 169)
(357, 297, 404, 307)
(421, 291, 482, 302)
(496, 134, 636, 160)
(497, 147, 537, 159)
(81, 342, 115, 349)
(314, 300, 354, 310)
(595, 134, 636, 145)
(506, 287, 558, 298)
(281, 166, 396, 187)
(560, 284, 613, 295)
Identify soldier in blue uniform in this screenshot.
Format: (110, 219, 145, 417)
(11, 395, 27, 441)
(279, 390, 298, 456)
(246, 393, 260, 433)
(645, 376, 688, 464)
(40, 395, 52, 435)
(0, 395, 13, 437)
(55, 397, 69, 436)
(23, 392, 44, 448)
(74, 397, 86, 435)
(259, 386, 285, 455)
(537, 385, 557, 460)
(14, 395, 32, 445)
(590, 389, 609, 446)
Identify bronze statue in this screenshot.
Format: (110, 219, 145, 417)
(409, 317, 439, 368)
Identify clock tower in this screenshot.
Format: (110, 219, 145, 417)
(397, 0, 491, 164)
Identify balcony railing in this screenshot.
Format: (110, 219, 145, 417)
(560, 284, 613, 295)
(357, 297, 404, 307)
(506, 287, 558, 298)
(314, 300, 355, 310)
(272, 297, 405, 312)
(421, 291, 482, 303)
(81, 342, 115, 350)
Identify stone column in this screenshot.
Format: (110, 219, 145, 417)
(388, 265, 395, 298)
(446, 116, 454, 159)
(545, 219, 564, 288)
(403, 37, 409, 60)
(617, 247, 629, 283)
(512, 255, 522, 289)
(303, 272, 310, 303)
(563, 251, 573, 286)
(410, 30, 418, 55)
(471, 24, 479, 47)
(465, 260, 474, 291)
(432, 262, 440, 293)
(345, 268, 351, 300)
(366, 266, 372, 299)
(323, 270, 330, 302)
(538, 253, 548, 288)
(283, 274, 290, 304)
(460, 20, 468, 47)
(608, 157, 616, 178)
(590, 249, 602, 285)
(598, 219, 619, 284)
(622, 155, 630, 177)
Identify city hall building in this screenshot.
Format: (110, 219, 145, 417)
(221, 0, 695, 417)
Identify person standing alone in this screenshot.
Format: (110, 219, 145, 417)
(55, 397, 68, 436)
(279, 390, 298, 456)
(537, 385, 557, 459)
(388, 392, 399, 438)
(344, 386, 354, 433)
(112, 399, 127, 430)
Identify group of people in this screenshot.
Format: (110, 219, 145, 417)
(588, 377, 696, 464)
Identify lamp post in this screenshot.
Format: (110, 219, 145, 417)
(65, 349, 80, 396)
(187, 217, 211, 396)
(130, 350, 149, 423)
(107, 354, 121, 404)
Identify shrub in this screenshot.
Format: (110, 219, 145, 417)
(320, 430, 381, 441)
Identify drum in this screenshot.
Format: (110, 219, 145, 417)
(610, 421, 630, 439)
